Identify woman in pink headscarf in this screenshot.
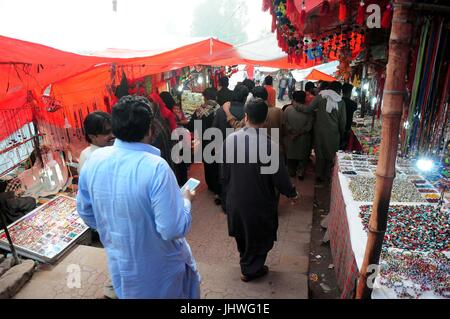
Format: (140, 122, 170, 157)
(149, 92, 188, 186)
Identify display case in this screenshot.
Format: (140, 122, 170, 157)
(0, 195, 88, 263)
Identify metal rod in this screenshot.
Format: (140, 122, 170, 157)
(0, 209, 20, 265)
(0, 134, 43, 156)
(0, 158, 31, 178)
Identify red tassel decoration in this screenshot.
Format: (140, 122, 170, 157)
(262, 0, 271, 12)
(356, 1, 365, 25)
(286, 0, 301, 31)
(271, 13, 277, 33)
(339, 0, 347, 22)
(321, 1, 330, 14)
(103, 96, 111, 113)
(286, 0, 295, 16)
(300, 0, 306, 28)
(381, 3, 393, 29)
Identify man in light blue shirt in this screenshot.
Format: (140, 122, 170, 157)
(76, 95, 200, 299)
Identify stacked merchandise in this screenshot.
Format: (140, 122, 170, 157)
(359, 205, 449, 298)
(339, 153, 447, 204)
(352, 116, 382, 156)
(180, 91, 204, 120)
(335, 152, 450, 298)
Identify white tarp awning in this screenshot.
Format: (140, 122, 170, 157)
(235, 33, 286, 61)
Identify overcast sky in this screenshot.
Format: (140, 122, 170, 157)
(0, 0, 272, 53)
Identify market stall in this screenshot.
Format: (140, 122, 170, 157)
(328, 152, 449, 299)
(350, 115, 381, 155)
(0, 26, 353, 266)
(0, 195, 88, 264)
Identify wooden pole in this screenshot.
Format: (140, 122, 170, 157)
(355, 0, 413, 299)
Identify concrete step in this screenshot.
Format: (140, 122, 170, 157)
(0, 260, 36, 299)
(13, 245, 109, 299)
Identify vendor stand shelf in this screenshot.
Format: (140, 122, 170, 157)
(350, 116, 382, 155)
(0, 195, 88, 264)
(327, 152, 449, 299)
(181, 90, 203, 120)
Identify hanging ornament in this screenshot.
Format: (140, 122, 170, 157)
(309, 15, 320, 34)
(286, 0, 295, 16)
(271, 13, 277, 32)
(315, 46, 323, 59)
(288, 52, 293, 64)
(356, 1, 365, 25)
(42, 96, 62, 113)
(381, 3, 393, 29)
(339, 0, 347, 22)
(306, 48, 315, 60)
(279, 3, 286, 17)
(300, 0, 306, 28)
(103, 96, 111, 113)
(321, 0, 330, 14)
(286, 0, 302, 31)
(262, 0, 271, 12)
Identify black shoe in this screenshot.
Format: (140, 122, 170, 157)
(240, 266, 269, 282)
(214, 194, 221, 205)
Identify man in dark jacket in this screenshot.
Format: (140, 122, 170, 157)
(213, 84, 249, 212)
(213, 84, 248, 139)
(216, 76, 233, 106)
(0, 179, 36, 225)
(296, 81, 346, 183)
(221, 98, 298, 282)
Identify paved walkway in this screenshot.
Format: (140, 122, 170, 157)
(14, 163, 313, 299)
(14, 245, 109, 299)
(187, 163, 313, 299)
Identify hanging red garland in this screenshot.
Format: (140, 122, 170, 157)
(381, 3, 393, 29)
(262, 0, 271, 12)
(294, 53, 299, 64)
(299, 0, 306, 28)
(286, 0, 295, 16)
(339, 0, 347, 22)
(286, 0, 301, 31)
(321, 0, 330, 14)
(356, 1, 365, 25)
(271, 13, 277, 32)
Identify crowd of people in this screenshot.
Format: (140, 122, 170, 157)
(75, 73, 357, 299)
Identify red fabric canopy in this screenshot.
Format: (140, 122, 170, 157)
(0, 35, 363, 140)
(0, 35, 121, 101)
(305, 69, 337, 82)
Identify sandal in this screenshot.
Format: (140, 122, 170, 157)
(240, 266, 269, 282)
